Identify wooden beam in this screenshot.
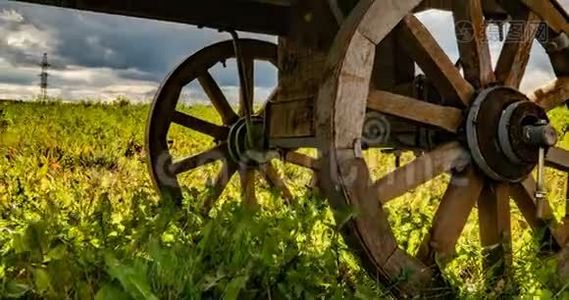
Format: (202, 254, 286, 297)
(284, 151, 318, 170)
(170, 144, 228, 175)
(452, 0, 496, 88)
(373, 142, 468, 204)
(510, 177, 567, 246)
(530, 77, 569, 111)
(260, 163, 294, 202)
(203, 161, 238, 213)
(239, 167, 258, 207)
(398, 15, 475, 107)
(198, 72, 239, 125)
(367, 90, 463, 133)
(171, 111, 229, 141)
(417, 166, 484, 266)
(478, 182, 512, 281)
(495, 11, 540, 88)
(13, 0, 291, 35)
(519, 0, 569, 35)
(267, 98, 314, 139)
(546, 147, 569, 172)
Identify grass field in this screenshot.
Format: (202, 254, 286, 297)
(1, 100, 569, 299)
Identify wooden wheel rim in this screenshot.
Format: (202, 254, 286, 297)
(316, 0, 569, 296)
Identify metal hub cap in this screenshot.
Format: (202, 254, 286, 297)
(227, 117, 273, 166)
(466, 86, 557, 182)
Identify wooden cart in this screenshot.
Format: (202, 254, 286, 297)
(13, 0, 569, 296)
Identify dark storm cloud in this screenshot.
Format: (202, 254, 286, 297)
(0, 0, 277, 87)
(0, 0, 566, 99)
(0, 71, 34, 85)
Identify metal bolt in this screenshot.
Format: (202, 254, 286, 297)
(523, 121, 558, 148)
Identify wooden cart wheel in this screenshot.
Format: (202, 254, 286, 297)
(317, 0, 569, 296)
(146, 39, 316, 212)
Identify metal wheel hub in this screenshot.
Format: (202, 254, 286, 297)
(466, 86, 557, 182)
(227, 116, 272, 166)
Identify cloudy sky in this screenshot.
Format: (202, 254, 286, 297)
(0, 0, 566, 102)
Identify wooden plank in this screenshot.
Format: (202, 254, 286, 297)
(373, 142, 468, 204)
(276, 0, 337, 106)
(13, 0, 291, 35)
(171, 111, 229, 140)
(398, 15, 475, 107)
(546, 147, 569, 172)
(519, 0, 569, 34)
(367, 90, 463, 133)
(416, 167, 484, 266)
(267, 98, 314, 138)
(452, 0, 496, 88)
(478, 182, 512, 280)
(495, 11, 540, 88)
(530, 77, 569, 111)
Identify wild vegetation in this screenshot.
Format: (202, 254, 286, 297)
(1, 100, 569, 299)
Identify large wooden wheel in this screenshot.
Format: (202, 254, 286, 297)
(317, 0, 569, 296)
(146, 39, 316, 212)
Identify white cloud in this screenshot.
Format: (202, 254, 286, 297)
(0, 9, 55, 54)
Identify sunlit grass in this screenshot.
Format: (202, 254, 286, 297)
(1, 101, 569, 298)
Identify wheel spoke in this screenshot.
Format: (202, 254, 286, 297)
(495, 10, 540, 88)
(512, 176, 569, 249)
(398, 15, 475, 106)
(478, 182, 512, 280)
(373, 142, 469, 204)
(452, 0, 495, 88)
(171, 111, 229, 140)
(239, 166, 257, 207)
(510, 176, 557, 227)
(203, 161, 238, 213)
(519, 0, 569, 34)
(530, 77, 569, 111)
(512, 176, 569, 250)
(367, 89, 463, 133)
(239, 57, 255, 117)
(261, 163, 293, 203)
(284, 151, 318, 170)
(546, 147, 569, 172)
(198, 72, 239, 125)
(169, 144, 228, 175)
(416, 166, 484, 266)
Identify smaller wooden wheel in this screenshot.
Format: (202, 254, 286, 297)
(317, 0, 569, 297)
(146, 39, 316, 212)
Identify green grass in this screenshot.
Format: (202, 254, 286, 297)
(1, 100, 569, 299)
